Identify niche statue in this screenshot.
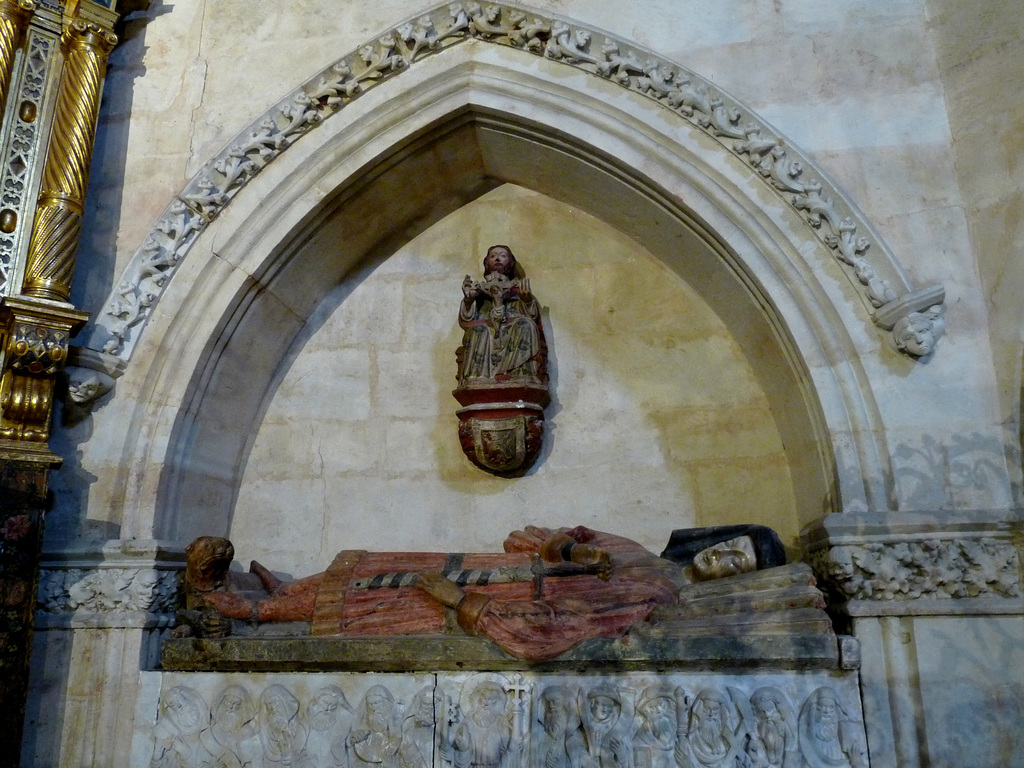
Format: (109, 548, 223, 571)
(453, 245, 550, 474)
(173, 524, 823, 663)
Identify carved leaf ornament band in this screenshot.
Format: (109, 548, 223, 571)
(37, 566, 180, 627)
(809, 539, 1022, 602)
(85, 2, 945, 366)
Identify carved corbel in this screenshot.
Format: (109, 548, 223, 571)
(62, 344, 123, 424)
(0, 296, 87, 462)
(873, 284, 946, 358)
(808, 537, 1021, 605)
(21, 15, 116, 302)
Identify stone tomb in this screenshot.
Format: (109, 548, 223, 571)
(132, 667, 866, 768)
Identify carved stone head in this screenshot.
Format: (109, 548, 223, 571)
(893, 312, 936, 356)
(184, 536, 234, 594)
(539, 685, 570, 735)
(587, 684, 621, 725)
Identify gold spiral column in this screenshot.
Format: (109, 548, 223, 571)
(0, 1, 33, 119)
(21, 15, 115, 302)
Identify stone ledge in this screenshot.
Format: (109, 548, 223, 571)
(842, 597, 1024, 617)
(34, 611, 177, 630)
(161, 633, 850, 673)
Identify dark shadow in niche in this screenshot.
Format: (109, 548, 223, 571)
(527, 304, 561, 473)
(45, 389, 115, 546)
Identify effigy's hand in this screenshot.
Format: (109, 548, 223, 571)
(415, 572, 466, 608)
(201, 590, 254, 620)
(462, 275, 477, 299)
(569, 544, 612, 577)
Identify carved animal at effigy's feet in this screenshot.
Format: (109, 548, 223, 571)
(174, 524, 831, 662)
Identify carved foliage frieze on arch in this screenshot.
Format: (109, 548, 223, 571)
(76, 1, 946, 392)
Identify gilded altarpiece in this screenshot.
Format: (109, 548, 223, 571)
(0, 1, 126, 763)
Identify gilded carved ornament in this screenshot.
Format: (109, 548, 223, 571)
(0, 297, 86, 446)
(0, 2, 34, 120)
(0, 28, 56, 297)
(0, 3, 115, 457)
(79, 2, 947, 394)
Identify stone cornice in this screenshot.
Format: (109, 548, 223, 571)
(805, 519, 1024, 615)
(77, 1, 945, 385)
(35, 539, 184, 628)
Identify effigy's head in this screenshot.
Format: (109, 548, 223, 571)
(661, 524, 786, 577)
(185, 536, 234, 591)
(691, 535, 756, 581)
(483, 244, 516, 277)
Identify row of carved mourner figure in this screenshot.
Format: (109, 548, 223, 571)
(151, 676, 867, 768)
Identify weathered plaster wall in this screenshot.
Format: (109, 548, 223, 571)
(25, 4, 1024, 765)
(230, 185, 797, 573)
(57, 0, 1011, 551)
(926, 0, 1024, 498)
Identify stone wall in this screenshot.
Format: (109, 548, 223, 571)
(926, 0, 1024, 497)
(55, 0, 1011, 550)
(21, 1, 1024, 766)
(229, 185, 798, 572)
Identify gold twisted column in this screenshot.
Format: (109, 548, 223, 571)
(0, 1, 33, 119)
(21, 16, 115, 302)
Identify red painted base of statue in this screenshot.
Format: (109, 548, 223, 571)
(453, 245, 550, 475)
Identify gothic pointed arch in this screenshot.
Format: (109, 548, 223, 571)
(85, 6, 921, 539)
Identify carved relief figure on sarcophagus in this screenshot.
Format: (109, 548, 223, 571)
(453, 244, 550, 474)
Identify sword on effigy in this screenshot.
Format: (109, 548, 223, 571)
(348, 553, 611, 599)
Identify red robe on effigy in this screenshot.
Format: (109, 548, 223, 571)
(309, 526, 680, 661)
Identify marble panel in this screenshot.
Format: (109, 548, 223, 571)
(129, 669, 866, 768)
(912, 616, 1024, 767)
